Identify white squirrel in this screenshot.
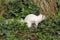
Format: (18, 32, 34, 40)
(21, 14, 46, 28)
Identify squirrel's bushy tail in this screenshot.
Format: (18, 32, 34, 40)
(20, 18, 25, 23)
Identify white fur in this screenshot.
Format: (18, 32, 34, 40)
(21, 14, 46, 28)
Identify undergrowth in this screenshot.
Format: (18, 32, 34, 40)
(0, 0, 60, 40)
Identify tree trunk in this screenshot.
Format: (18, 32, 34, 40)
(0, 0, 10, 16)
(32, 0, 58, 16)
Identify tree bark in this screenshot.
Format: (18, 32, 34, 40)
(32, 0, 58, 16)
(0, 0, 10, 16)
